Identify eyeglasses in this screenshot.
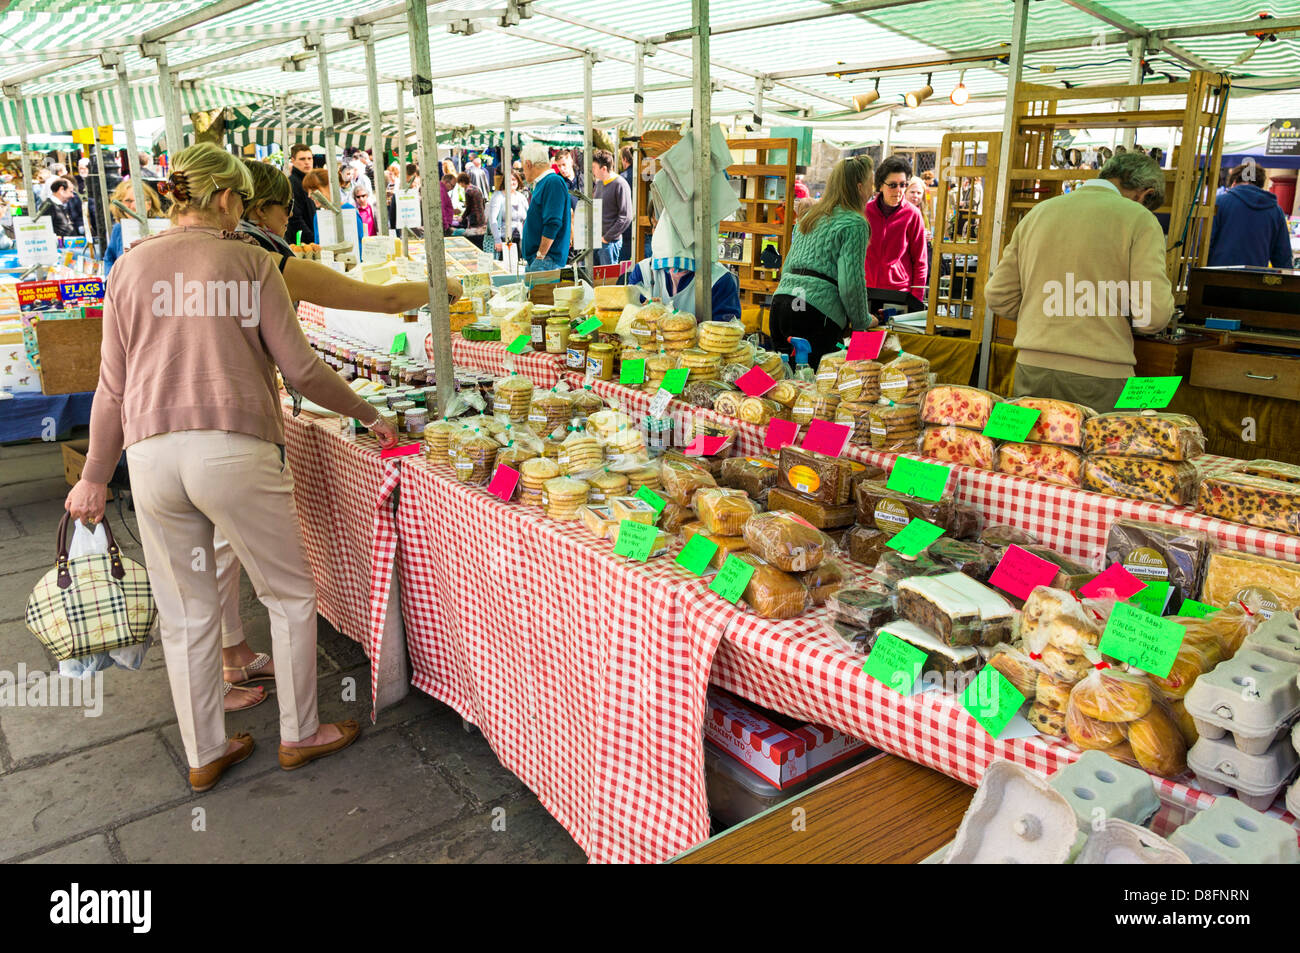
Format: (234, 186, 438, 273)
(881, 180, 907, 189)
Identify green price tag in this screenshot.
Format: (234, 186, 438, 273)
(635, 485, 667, 516)
(613, 520, 658, 561)
(961, 665, 1027, 739)
(884, 519, 945, 557)
(620, 358, 646, 385)
(574, 316, 602, 336)
(862, 631, 927, 696)
(886, 457, 952, 502)
(661, 368, 690, 395)
(390, 332, 407, 355)
(709, 554, 755, 604)
(982, 402, 1041, 442)
(1098, 601, 1186, 679)
(1177, 599, 1220, 619)
(675, 534, 718, 575)
(506, 334, 531, 355)
(1127, 580, 1172, 617)
(1115, 375, 1181, 410)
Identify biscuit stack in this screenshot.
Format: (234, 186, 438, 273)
(520, 457, 559, 506)
(627, 466, 662, 493)
(879, 354, 930, 403)
(658, 312, 697, 355)
(451, 430, 499, 486)
(697, 319, 745, 356)
(723, 340, 757, 368)
(558, 430, 604, 475)
(678, 348, 721, 383)
(492, 374, 534, 425)
(867, 402, 921, 451)
(423, 419, 461, 465)
(543, 476, 590, 521)
(814, 351, 847, 395)
(791, 385, 840, 427)
(643, 352, 677, 393)
(588, 469, 630, 504)
(834, 360, 882, 403)
(529, 389, 574, 437)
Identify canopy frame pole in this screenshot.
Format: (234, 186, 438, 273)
(691, 0, 712, 322)
(406, 0, 455, 417)
(976, 0, 1029, 391)
(396, 79, 408, 259)
(105, 53, 150, 239)
(753, 76, 763, 127)
(142, 43, 182, 164)
(503, 98, 514, 269)
(356, 24, 388, 237)
(633, 42, 646, 263)
(3, 85, 35, 215)
(307, 33, 346, 248)
(582, 52, 595, 282)
(1122, 37, 1146, 150)
(279, 96, 290, 172)
(84, 93, 114, 254)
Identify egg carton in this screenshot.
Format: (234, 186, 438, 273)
(944, 760, 1079, 864)
(1049, 750, 1160, 832)
(1167, 796, 1300, 864)
(1241, 608, 1300, 665)
(1075, 818, 1190, 865)
(1187, 734, 1300, 812)
(1183, 650, 1300, 756)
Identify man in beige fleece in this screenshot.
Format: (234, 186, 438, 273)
(985, 152, 1174, 411)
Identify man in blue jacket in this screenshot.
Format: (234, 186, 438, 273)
(520, 142, 571, 273)
(1208, 164, 1294, 268)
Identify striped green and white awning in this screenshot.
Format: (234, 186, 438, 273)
(0, 84, 260, 136)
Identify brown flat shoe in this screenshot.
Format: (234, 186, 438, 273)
(189, 733, 255, 793)
(278, 720, 361, 771)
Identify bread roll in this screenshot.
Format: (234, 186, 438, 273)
(1035, 672, 1074, 712)
(1102, 740, 1140, 769)
(989, 650, 1039, 701)
(1071, 670, 1154, 723)
(1040, 644, 1091, 682)
(1066, 703, 1127, 750)
(1127, 706, 1188, 778)
(1028, 702, 1066, 738)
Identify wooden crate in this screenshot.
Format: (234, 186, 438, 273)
(1132, 330, 1223, 379)
(61, 439, 114, 499)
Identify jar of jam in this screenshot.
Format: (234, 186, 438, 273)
(404, 407, 428, 435)
(408, 388, 428, 407)
(566, 334, 591, 372)
(375, 357, 392, 385)
(530, 308, 549, 348)
(393, 400, 416, 430)
(586, 343, 615, 381)
(377, 409, 398, 435)
(545, 317, 570, 354)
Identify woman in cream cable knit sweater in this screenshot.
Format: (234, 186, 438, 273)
(65, 143, 399, 793)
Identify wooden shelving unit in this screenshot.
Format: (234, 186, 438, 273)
(635, 131, 797, 309)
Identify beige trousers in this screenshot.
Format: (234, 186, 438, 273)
(127, 430, 321, 768)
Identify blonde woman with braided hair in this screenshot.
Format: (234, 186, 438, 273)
(66, 142, 397, 793)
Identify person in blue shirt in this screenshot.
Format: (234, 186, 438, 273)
(624, 212, 742, 322)
(103, 178, 164, 279)
(1208, 163, 1294, 269)
(519, 142, 571, 272)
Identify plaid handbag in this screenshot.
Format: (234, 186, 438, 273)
(25, 513, 156, 661)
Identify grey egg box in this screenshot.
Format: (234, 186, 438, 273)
(944, 760, 1079, 864)
(1187, 733, 1300, 812)
(1167, 796, 1300, 864)
(1184, 649, 1300, 755)
(1240, 609, 1300, 665)
(1049, 750, 1160, 831)
(1074, 818, 1190, 865)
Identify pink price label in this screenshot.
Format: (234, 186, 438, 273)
(1079, 563, 1146, 601)
(735, 366, 777, 398)
(988, 544, 1061, 601)
(379, 443, 421, 459)
(684, 435, 729, 457)
(801, 419, 851, 458)
(846, 330, 886, 361)
(487, 464, 520, 501)
(763, 417, 798, 452)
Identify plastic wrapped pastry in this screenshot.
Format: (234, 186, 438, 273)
(736, 554, 810, 620)
(843, 525, 891, 568)
(696, 318, 746, 355)
(741, 511, 832, 572)
(814, 350, 848, 394)
(778, 446, 855, 505)
(1081, 412, 1205, 462)
(1197, 473, 1300, 536)
(1234, 459, 1300, 485)
(681, 522, 750, 568)
(995, 442, 1083, 487)
(739, 396, 781, 426)
(834, 360, 882, 403)
(682, 379, 735, 410)
(920, 385, 1001, 430)
(878, 354, 930, 403)
(766, 487, 855, 530)
(1009, 397, 1094, 447)
(660, 456, 718, 505)
(1104, 519, 1210, 608)
(796, 559, 847, 607)
(853, 480, 977, 538)
(791, 386, 840, 427)
(835, 398, 877, 446)
(694, 487, 761, 537)
(1201, 549, 1300, 619)
(867, 402, 921, 452)
(828, 586, 897, 630)
(921, 426, 996, 470)
(1081, 456, 1197, 506)
(718, 456, 780, 500)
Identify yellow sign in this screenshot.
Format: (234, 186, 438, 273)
(71, 128, 93, 145)
(97, 125, 114, 144)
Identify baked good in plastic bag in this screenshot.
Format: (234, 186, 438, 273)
(853, 480, 975, 538)
(528, 389, 574, 436)
(877, 620, 981, 677)
(791, 386, 840, 426)
(719, 456, 780, 500)
(1200, 549, 1300, 618)
(1147, 639, 1221, 701)
(878, 354, 930, 403)
(1019, 545, 1096, 591)
(712, 390, 743, 418)
(570, 385, 605, 422)
(835, 398, 876, 446)
(995, 442, 1082, 487)
(1036, 672, 1075, 712)
(844, 525, 891, 568)
(740, 511, 832, 572)
(1172, 599, 1261, 658)
(695, 487, 760, 537)
(1127, 706, 1188, 777)
(736, 554, 810, 620)
(921, 385, 1001, 430)
(814, 350, 847, 394)
(495, 441, 538, 473)
(979, 524, 1039, 548)
(1019, 586, 1104, 657)
(1009, 397, 1094, 447)
(585, 409, 635, 442)
(557, 429, 604, 475)
(423, 419, 461, 465)
(697, 318, 745, 354)
(519, 456, 560, 505)
(766, 487, 855, 530)
(682, 379, 734, 410)
(1235, 459, 1300, 485)
(1197, 472, 1300, 536)
(578, 504, 617, 540)
(610, 495, 658, 526)
(492, 373, 535, 425)
(450, 429, 499, 485)
(834, 360, 882, 403)
(925, 538, 999, 582)
(679, 347, 722, 382)
(922, 425, 995, 470)
(778, 446, 854, 506)
(659, 502, 696, 535)
(868, 402, 921, 451)
(1081, 456, 1196, 506)
(1028, 702, 1067, 738)
(1066, 669, 1187, 776)
(1066, 703, 1128, 750)
(869, 549, 950, 588)
(723, 340, 757, 368)
(542, 476, 589, 521)
(796, 559, 847, 607)
(681, 522, 749, 568)
(739, 396, 781, 427)
(1070, 668, 1154, 723)
(1104, 518, 1209, 608)
(587, 469, 630, 504)
(988, 647, 1042, 702)
(660, 456, 718, 506)
(1081, 412, 1205, 462)
(767, 379, 801, 409)
(828, 586, 897, 630)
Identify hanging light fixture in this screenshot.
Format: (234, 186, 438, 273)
(949, 70, 969, 106)
(906, 72, 934, 108)
(853, 77, 881, 113)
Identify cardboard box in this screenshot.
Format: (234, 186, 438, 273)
(1, 330, 41, 393)
(704, 688, 872, 789)
(35, 317, 101, 395)
(61, 439, 113, 500)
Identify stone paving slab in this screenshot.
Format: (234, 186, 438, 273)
(365, 800, 587, 864)
(19, 833, 116, 864)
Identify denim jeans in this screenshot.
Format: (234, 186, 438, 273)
(525, 255, 562, 274)
(594, 238, 622, 266)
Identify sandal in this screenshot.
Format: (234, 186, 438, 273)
(278, 720, 361, 771)
(223, 681, 267, 713)
(223, 652, 275, 685)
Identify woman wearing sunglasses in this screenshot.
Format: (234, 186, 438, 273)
(863, 155, 929, 314)
(65, 143, 399, 793)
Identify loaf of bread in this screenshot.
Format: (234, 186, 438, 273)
(766, 487, 856, 530)
(1104, 518, 1210, 608)
(1010, 397, 1094, 447)
(660, 457, 718, 505)
(778, 446, 854, 506)
(878, 354, 930, 403)
(680, 522, 750, 568)
(718, 456, 779, 500)
(1201, 549, 1300, 617)
(1235, 459, 1300, 485)
(1081, 412, 1205, 462)
(736, 554, 809, 619)
(921, 426, 996, 470)
(741, 511, 832, 572)
(995, 442, 1082, 487)
(867, 402, 921, 452)
(921, 385, 1000, 430)
(1197, 473, 1300, 536)
(1081, 455, 1196, 505)
(694, 487, 760, 537)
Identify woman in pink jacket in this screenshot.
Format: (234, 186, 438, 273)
(863, 155, 928, 313)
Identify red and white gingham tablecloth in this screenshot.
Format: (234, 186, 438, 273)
(444, 337, 568, 388)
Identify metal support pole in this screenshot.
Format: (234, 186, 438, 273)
(976, 0, 1029, 390)
(360, 28, 388, 236)
(582, 52, 594, 280)
(882, 109, 894, 156)
(110, 57, 150, 238)
(85, 93, 114, 253)
(633, 43, 645, 261)
(406, 0, 454, 417)
(396, 79, 408, 258)
(309, 34, 346, 247)
(691, 0, 712, 322)
(145, 45, 183, 164)
(502, 98, 514, 268)
(5, 86, 34, 214)
(279, 96, 290, 171)
(753, 76, 763, 127)
(1122, 37, 1145, 150)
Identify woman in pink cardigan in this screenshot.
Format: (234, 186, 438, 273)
(863, 155, 928, 313)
